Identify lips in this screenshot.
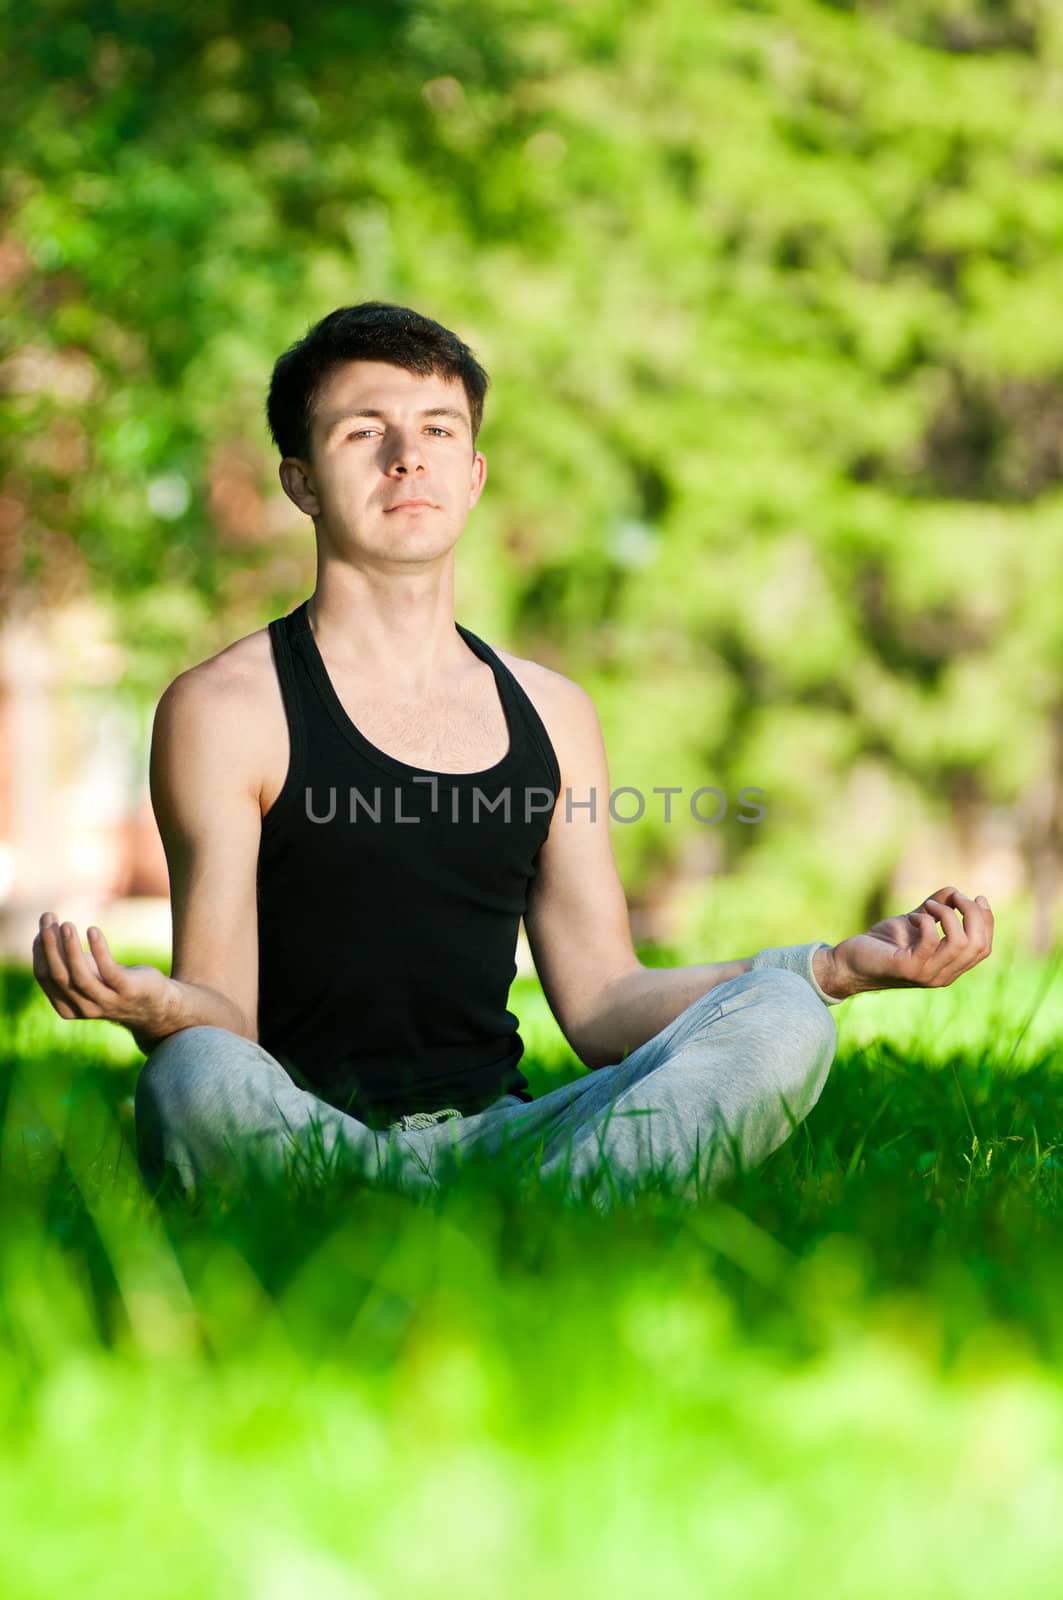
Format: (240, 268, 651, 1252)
(386, 499, 436, 511)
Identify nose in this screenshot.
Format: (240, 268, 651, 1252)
(385, 426, 425, 475)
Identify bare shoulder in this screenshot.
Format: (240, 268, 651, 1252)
(155, 621, 289, 730)
(154, 625, 285, 808)
(494, 646, 592, 719)
(161, 624, 274, 700)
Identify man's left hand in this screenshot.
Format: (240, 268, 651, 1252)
(818, 886, 995, 999)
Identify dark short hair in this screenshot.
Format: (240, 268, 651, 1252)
(265, 301, 490, 461)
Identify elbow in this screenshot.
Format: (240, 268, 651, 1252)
(575, 1042, 611, 1073)
(574, 963, 644, 1072)
(569, 1024, 623, 1073)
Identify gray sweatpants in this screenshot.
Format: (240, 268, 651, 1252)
(134, 968, 837, 1213)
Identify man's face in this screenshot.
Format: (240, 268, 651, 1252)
(279, 360, 486, 562)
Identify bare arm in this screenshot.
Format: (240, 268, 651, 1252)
(128, 982, 249, 1057)
(143, 666, 263, 1050)
(32, 666, 263, 1055)
(524, 679, 751, 1070)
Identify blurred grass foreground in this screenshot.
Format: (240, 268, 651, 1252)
(2, 935, 1063, 1598)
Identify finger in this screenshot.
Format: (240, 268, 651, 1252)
(924, 884, 979, 927)
(38, 920, 76, 994)
(929, 890, 994, 967)
(31, 933, 77, 1019)
(947, 889, 994, 955)
(975, 895, 994, 961)
(925, 899, 964, 939)
(925, 901, 967, 969)
(905, 910, 950, 976)
(58, 922, 118, 1007)
(905, 902, 958, 986)
(930, 886, 993, 940)
(923, 898, 978, 985)
(908, 907, 944, 945)
(42, 992, 78, 1020)
(51, 925, 111, 1020)
(37, 924, 87, 1018)
(87, 926, 126, 990)
(39, 911, 74, 960)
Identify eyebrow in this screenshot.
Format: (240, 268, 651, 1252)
(322, 406, 469, 437)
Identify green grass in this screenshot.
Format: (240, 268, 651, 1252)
(2, 940, 1062, 1598)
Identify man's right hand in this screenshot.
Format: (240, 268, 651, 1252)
(32, 912, 179, 1032)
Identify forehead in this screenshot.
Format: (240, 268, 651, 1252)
(312, 360, 469, 430)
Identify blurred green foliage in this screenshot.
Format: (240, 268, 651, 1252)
(2, 0, 1061, 947)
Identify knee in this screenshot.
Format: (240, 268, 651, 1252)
(748, 967, 837, 1112)
(706, 967, 835, 1102)
(133, 1027, 206, 1190)
(134, 1026, 259, 1192)
(140, 1024, 224, 1072)
(700, 964, 836, 1041)
(685, 967, 838, 1057)
(741, 966, 836, 1026)
(134, 1025, 248, 1138)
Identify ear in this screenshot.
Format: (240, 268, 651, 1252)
(468, 450, 487, 510)
(279, 457, 321, 518)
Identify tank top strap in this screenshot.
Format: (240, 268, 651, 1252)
(284, 598, 313, 647)
(266, 606, 309, 796)
(456, 623, 562, 796)
(271, 600, 560, 798)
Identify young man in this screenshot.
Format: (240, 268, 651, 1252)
(32, 303, 995, 1210)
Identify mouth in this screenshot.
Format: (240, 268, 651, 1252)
(386, 499, 437, 512)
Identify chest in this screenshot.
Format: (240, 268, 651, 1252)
(259, 654, 537, 816)
(332, 671, 510, 772)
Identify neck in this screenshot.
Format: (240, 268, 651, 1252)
(305, 559, 468, 693)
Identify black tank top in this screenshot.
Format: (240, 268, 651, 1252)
(255, 599, 561, 1130)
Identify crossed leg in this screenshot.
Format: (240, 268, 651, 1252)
(134, 967, 836, 1211)
(433, 966, 838, 1209)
